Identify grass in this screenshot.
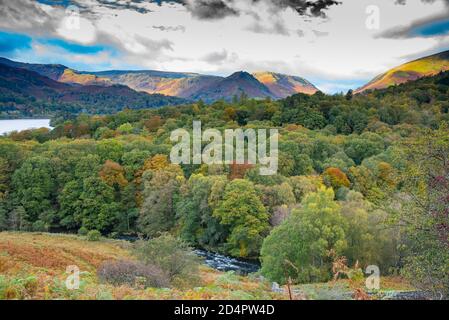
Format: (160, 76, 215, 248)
(0, 232, 280, 300)
(0, 232, 414, 300)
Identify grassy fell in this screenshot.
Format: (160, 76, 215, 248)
(0, 232, 279, 300)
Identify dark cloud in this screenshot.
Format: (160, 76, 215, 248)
(202, 49, 230, 64)
(183, 0, 342, 20)
(247, 20, 290, 36)
(184, 0, 239, 20)
(0, 0, 59, 34)
(379, 0, 449, 39)
(152, 25, 186, 32)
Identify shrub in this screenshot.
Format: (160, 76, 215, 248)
(32, 220, 47, 232)
(134, 233, 201, 287)
(78, 227, 88, 236)
(86, 230, 101, 241)
(97, 260, 169, 288)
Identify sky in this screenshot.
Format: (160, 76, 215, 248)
(0, 0, 449, 93)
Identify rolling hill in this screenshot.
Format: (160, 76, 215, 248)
(0, 57, 319, 102)
(356, 50, 449, 93)
(0, 62, 186, 117)
(253, 71, 319, 98)
(189, 71, 277, 102)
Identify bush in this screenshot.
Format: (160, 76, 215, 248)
(86, 230, 101, 241)
(134, 233, 201, 287)
(97, 260, 169, 288)
(78, 227, 88, 236)
(32, 220, 47, 232)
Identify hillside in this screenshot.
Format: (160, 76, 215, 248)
(0, 63, 186, 117)
(190, 71, 276, 102)
(356, 50, 449, 93)
(0, 232, 280, 300)
(253, 71, 319, 98)
(92, 70, 223, 98)
(0, 57, 318, 102)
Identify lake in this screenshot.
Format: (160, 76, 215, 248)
(0, 119, 53, 135)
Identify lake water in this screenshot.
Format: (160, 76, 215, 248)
(0, 119, 53, 135)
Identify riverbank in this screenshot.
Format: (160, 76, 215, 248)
(0, 232, 280, 300)
(0, 232, 417, 300)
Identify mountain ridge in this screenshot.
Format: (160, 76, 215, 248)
(0, 57, 319, 101)
(356, 50, 449, 93)
(0, 62, 186, 117)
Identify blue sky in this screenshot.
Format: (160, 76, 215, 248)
(412, 19, 449, 37)
(0, 31, 131, 72)
(1, 0, 449, 93)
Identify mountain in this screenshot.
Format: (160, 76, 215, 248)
(356, 50, 449, 93)
(189, 71, 276, 102)
(94, 70, 318, 100)
(253, 71, 319, 98)
(90, 70, 222, 99)
(0, 58, 318, 102)
(0, 63, 186, 117)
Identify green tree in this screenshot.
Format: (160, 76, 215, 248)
(260, 187, 347, 284)
(77, 177, 121, 232)
(213, 179, 269, 258)
(396, 124, 449, 298)
(138, 166, 184, 237)
(12, 156, 57, 229)
(176, 174, 227, 247)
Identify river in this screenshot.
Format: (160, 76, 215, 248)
(0, 119, 53, 135)
(195, 250, 260, 275)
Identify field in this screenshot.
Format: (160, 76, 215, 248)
(0, 232, 414, 300)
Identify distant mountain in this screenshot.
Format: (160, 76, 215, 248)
(91, 70, 223, 99)
(253, 71, 318, 98)
(356, 50, 449, 93)
(0, 62, 186, 117)
(189, 71, 276, 102)
(0, 57, 318, 102)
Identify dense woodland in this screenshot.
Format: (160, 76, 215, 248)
(0, 71, 448, 297)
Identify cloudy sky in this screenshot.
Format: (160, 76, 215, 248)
(0, 0, 449, 93)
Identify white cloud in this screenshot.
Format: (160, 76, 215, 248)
(2, 0, 449, 92)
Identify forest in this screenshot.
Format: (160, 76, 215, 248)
(0, 71, 448, 298)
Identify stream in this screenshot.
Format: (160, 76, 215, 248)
(194, 250, 260, 275)
(115, 235, 260, 275)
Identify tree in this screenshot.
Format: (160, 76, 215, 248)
(213, 179, 269, 258)
(340, 191, 399, 270)
(396, 124, 449, 298)
(322, 167, 351, 190)
(12, 156, 57, 229)
(77, 177, 121, 232)
(344, 134, 384, 165)
(0, 157, 9, 198)
(99, 160, 128, 189)
(260, 187, 347, 284)
(256, 182, 295, 214)
(176, 174, 228, 247)
(138, 166, 184, 237)
(0, 200, 8, 230)
(96, 139, 124, 163)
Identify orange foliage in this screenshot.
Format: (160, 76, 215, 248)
(323, 167, 351, 189)
(224, 107, 237, 121)
(228, 161, 254, 180)
(144, 116, 163, 132)
(99, 160, 128, 188)
(144, 154, 170, 171)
